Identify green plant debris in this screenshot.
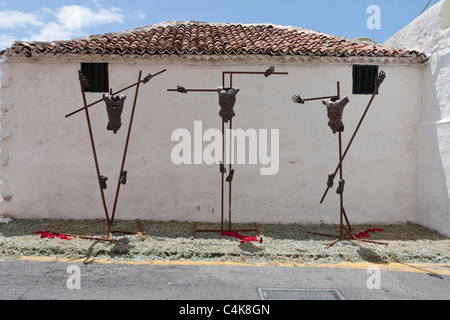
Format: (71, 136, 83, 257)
(0, 219, 449, 265)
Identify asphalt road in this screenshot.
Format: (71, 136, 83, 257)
(0, 257, 449, 303)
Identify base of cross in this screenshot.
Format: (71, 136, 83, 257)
(191, 222, 263, 243)
(307, 223, 388, 248)
(65, 219, 146, 242)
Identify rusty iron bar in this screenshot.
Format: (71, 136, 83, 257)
(303, 96, 338, 102)
(226, 72, 232, 90)
(342, 207, 353, 234)
(345, 227, 389, 246)
(110, 70, 143, 227)
(194, 228, 261, 232)
(111, 219, 146, 235)
(228, 118, 232, 230)
(64, 220, 146, 241)
(294, 81, 341, 104)
(66, 69, 167, 118)
(254, 222, 263, 241)
(112, 230, 139, 235)
(78, 70, 113, 236)
(191, 222, 263, 241)
(65, 234, 113, 242)
(221, 120, 225, 231)
(307, 228, 387, 248)
(327, 235, 346, 248)
(339, 131, 343, 239)
(320, 72, 386, 204)
(222, 71, 289, 75)
(191, 222, 197, 240)
(137, 219, 147, 235)
(167, 88, 217, 92)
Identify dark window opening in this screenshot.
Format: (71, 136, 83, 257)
(352, 65, 378, 95)
(81, 63, 109, 93)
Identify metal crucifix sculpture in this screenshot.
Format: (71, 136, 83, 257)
(64, 68, 167, 242)
(292, 71, 388, 248)
(168, 67, 288, 241)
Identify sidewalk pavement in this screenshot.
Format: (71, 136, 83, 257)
(1, 256, 449, 301)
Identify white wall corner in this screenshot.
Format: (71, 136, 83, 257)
(0, 61, 11, 206)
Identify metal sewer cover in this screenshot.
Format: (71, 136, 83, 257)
(259, 288, 344, 300)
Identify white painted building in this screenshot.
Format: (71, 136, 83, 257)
(0, 3, 448, 236)
(385, 0, 450, 236)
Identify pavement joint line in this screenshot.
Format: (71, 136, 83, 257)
(1, 256, 449, 276)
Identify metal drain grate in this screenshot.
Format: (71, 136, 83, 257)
(259, 288, 344, 300)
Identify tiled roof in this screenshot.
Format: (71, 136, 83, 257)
(3, 21, 427, 62)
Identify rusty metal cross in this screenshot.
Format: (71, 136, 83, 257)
(168, 66, 288, 241)
(292, 72, 388, 248)
(64, 69, 166, 242)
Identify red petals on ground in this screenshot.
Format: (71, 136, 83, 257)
(354, 228, 384, 239)
(221, 231, 262, 243)
(37, 231, 71, 240)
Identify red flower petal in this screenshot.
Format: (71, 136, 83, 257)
(37, 230, 71, 240)
(223, 231, 259, 243)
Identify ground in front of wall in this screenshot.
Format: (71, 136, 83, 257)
(0, 219, 449, 266)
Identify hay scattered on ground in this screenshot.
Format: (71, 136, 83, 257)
(1, 219, 449, 265)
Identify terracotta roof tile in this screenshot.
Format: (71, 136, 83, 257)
(3, 21, 427, 62)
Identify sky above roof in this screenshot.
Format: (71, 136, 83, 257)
(0, 0, 440, 50)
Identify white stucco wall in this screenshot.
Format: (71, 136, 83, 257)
(385, 0, 450, 236)
(0, 55, 424, 228)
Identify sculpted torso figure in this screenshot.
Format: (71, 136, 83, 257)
(218, 87, 240, 123)
(103, 94, 126, 134)
(322, 96, 349, 134)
